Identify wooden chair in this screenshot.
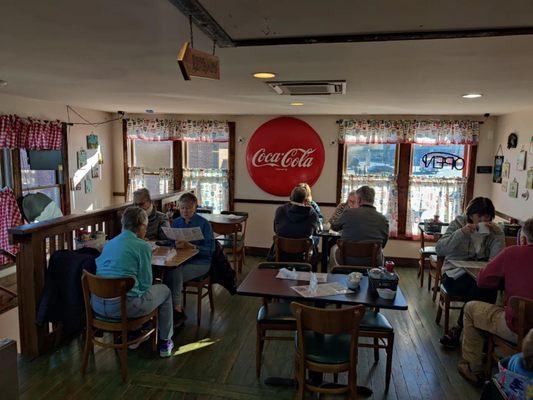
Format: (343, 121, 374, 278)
(328, 266, 395, 392)
(337, 240, 381, 271)
(435, 256, 466, 334)
(255, 262, 312, 378)
(417, 223, 437, 288)
(221, 211, 248, 267)
(428, 254, 444, 301)
(292, 302, 365, 400)
(273, 235, 312, 263)
(182, 272, 214, 327)
(212, 221, 244, 278)
(80, 271, 158, 383)
(0, 249, 17, 299)
(486, 296, 533, 376)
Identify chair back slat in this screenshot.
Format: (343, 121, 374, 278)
(273, 235, 312, 262)
(82, 271, 134, 299)
(258, 262, 311, 271)
(337, 240, 381, 268)
(291, 302, 365, 335)
(509, 296, 533, 343)
(211, 221, 241, 236)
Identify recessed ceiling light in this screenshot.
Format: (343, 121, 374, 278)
(145, 109, 154, 113)
(0, 80, 7, 87)
(291, 102, 304, 106)
(462, 93, 483, 99)
(253, 72, 276, 79)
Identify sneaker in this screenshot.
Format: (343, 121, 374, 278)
(158, 339, 174, 358)
(457, 360, 485, 386)
(440, 327, 461, 349)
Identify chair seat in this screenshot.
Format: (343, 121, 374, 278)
(419, 246, 436, 256)
(257, 303, 295, 323)
(439, 284, 467, 301)
(360, 312, 393, 332)
(296, 331, 351, 364)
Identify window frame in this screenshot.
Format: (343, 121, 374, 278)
(338, 141, 477, 239)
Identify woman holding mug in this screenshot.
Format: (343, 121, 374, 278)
(435, 197, 505, 348)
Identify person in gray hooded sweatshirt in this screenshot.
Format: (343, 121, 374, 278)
(436, 197, 505, 348)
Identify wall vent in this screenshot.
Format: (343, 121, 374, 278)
(266, 80, 346, 96)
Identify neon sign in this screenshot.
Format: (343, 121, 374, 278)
(421, 152, 464, 170)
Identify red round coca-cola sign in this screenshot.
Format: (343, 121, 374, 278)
(246, 117, 325, 196)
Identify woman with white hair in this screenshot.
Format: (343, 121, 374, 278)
(92, 206, 174, 357)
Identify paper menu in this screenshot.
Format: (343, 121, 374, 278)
(291, 282, 351, 298)
(162, 227, 204, 242)
(275, 271, 328, 283)
(448, 260, 488, 269)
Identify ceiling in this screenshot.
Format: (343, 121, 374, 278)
(1, 0, 533, 115)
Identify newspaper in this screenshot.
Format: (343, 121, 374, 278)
(291, 282, 351, 298)
(448, 260, 488, 270)
(275, 271, 327, 283)
(162, 227, 204, 242)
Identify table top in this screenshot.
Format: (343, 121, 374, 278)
(151, 246, 199, 268)
(201, 213, 248, 224)
(237, 268, 408, 310)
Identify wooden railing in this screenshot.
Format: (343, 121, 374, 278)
(9, 190, 189, 358)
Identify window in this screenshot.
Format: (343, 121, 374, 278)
(183, 142, 229, 213)
(132, 140, 173, 196)
(407, 144, 467, 235)
(342, 144, 398, 235)
(20, 149, 62, 208)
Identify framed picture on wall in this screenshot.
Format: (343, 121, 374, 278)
(501, 180, 508, 192)
(493, 155, 504, 183)
(516, 150, 527, 171)
(502, 161, 510, 179)
(509, 179, 519, 198)
(86, 134, 99, 149)
(91, 165, 100, 179)
(77, 149, 87, 169)
(527, 168, 533, 190)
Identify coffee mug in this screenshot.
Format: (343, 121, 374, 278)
(477, 223, 490, 235)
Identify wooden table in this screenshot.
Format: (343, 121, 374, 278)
(201, 213, 248, 225)
(316, 230, 341, 273)
(151, 246, 199, 268)
(237, 267, 408, 310)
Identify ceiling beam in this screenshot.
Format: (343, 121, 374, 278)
(167, 1, 533, 48)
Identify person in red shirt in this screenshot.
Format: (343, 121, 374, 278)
(458, 218, 533, 384)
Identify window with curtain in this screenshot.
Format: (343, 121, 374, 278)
(406, 144, 467, 235)
(132, 140, 173, 196)
(20, 149, 62, 209)
(342, 143, 398, 236)
(183, 142, 229, 213)
(338, 119, 478, 238)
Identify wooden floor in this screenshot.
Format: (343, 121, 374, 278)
(17, 258, 481, 400)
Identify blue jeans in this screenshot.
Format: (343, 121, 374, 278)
(164, 263, 211, 307)
(91, 284, 173, 341)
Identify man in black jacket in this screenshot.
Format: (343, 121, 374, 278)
(269, 186, 320, 262)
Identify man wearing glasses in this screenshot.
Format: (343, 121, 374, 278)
(132, 188, 170, 240)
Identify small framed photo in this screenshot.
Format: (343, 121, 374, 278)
(77, 150, 87, 169)
(509, 179, 519, 198)
(517, 150, 527, 171)
(91, 165, 100, 179)
(86, 134, 99, 149)
(527, 168, 533, 190)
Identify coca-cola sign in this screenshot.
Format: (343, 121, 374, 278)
(246, 117, 325, 196)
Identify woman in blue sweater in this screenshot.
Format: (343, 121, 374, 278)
(164, 192, 214, 319)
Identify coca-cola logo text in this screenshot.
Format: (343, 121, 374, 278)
(251, 148, 316, 169)
(246, 117, 325, 196)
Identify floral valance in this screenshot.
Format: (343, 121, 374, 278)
(338, 119, 479, 145)
(126, 118, 229, 142)
(0, 115, 62, 150)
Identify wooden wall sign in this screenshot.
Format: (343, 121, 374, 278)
(177, 42, 220, 80)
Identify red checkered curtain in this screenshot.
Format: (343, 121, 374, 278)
(0, 188, 22, 264)
(0, 115, 62, 149)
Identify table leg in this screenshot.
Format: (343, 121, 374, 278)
(321, 237, 330, 273)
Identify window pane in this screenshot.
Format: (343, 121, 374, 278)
(411, 144, 465, 178)
(20, 149, 57, 189)
(134, 141, 172, 171)
(22, 186, 61, 210)
(345, 144, 396, 175)
(187, 142, 228, 170)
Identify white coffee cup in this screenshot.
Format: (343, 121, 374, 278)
(477, 223, 490, 235)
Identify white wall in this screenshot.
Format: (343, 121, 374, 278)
(489, 108, 533, 221)
(0, 93, 115, 212)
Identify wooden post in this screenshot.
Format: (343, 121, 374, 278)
(228, 122, 236, 210)
(336, 143, 344, 205)
(173, 141, 183, 191)
(465, 145, 478, 207)
(122, 119, 129, 202)
(60, 123, 71, 215)
(396, 143, 412, 237)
